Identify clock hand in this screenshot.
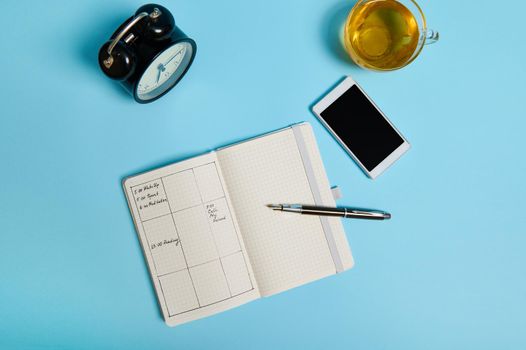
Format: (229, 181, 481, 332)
(156, 65, 163, 83)
(165, 49, 184, 65)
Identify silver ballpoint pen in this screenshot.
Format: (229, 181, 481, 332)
(267, 204, 391, 220)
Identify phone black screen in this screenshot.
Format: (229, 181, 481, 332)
(320, 85, 404, 171)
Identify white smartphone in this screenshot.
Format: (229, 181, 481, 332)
(312, 76, 410, 179)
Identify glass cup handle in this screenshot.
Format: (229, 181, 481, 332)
(424, 29, 439, 45)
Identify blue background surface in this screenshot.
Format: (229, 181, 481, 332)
(1, 0, 525, 349)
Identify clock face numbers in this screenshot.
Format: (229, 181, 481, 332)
(136, 42, 192, 101)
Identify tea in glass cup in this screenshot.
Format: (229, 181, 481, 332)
(344, 0, 438, 71)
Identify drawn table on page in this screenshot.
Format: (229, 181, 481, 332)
(130, 162, 255, 316)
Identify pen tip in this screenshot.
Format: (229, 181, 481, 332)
(266, 204, 282, 210)
(384, 213, 391, 219)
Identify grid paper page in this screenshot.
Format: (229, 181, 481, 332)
(123, 152, 259, 326)
(217, 124, 352, 296)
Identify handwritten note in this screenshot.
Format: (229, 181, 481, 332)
(132, 180, 170, 221)
(150, 237, 180, 251)
(206, 198, 240, 256)
(143, 214, 187, 275)
(206, 203, 226, 223)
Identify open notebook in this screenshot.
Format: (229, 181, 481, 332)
(123, 122, 354, 326)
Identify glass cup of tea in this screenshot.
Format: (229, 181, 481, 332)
(343, 0, 438, 71)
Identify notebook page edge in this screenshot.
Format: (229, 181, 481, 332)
(295, 123, 355, 271)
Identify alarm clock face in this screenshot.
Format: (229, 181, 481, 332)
(136, 41, 194, 102)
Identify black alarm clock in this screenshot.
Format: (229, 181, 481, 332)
(98, 4, 196, 103)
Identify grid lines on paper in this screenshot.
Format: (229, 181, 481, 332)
(130, 162, 254, 316)
(216, 128, 336, 295)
